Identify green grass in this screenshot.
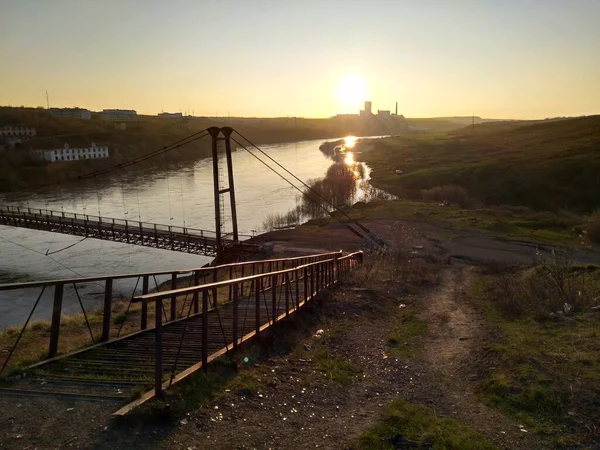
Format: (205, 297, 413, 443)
(358, 115, 600, 214)
(354, 398, 497, 450)
(314, 348, 361, 385)
(386, 308, 427, 359)
(473, 270, 600, 447)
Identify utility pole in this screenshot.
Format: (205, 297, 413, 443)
(46, 91, 50, 109)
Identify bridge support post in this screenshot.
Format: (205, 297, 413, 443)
(222, 127, 239, 242)
(49, 283, 64, 357)
(208, 126, 240, 261)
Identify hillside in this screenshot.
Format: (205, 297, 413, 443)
(358, 115, 600, 213)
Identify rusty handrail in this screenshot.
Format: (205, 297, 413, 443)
(132, 251, 360, 303)
(0, 251, 343, 291)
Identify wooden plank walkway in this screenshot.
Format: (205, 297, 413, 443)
(0, 252, 362, 414)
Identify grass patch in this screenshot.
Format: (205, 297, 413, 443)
(314, 347, 361, 386)
(355, 398, 497, 449)
(387, 309, 427, 359)
(473, 268, 600, 447)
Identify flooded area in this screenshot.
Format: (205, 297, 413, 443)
(0, 136, 389, 327)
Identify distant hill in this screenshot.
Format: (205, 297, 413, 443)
(359, 115, 600, 213)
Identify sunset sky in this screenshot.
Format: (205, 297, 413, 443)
(1, 0, 599, 119)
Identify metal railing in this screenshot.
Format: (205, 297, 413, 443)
(0, 251, 344, 374)
(119, 250, 363, 411)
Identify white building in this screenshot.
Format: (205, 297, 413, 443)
(158, 112, 183, 118)
(102, 109, 137, 121)
(31, 142, 109, 163)
(49, 107, 92, 120)
(0, 126, 36, 138)
(377, 110, 391, 119)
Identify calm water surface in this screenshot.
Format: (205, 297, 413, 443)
(0, 137, 384, 327)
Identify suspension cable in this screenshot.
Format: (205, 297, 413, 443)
(230, 136, 365, 240)
(233, 131, 377, 238)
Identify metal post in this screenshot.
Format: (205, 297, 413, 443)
(202, 290, 208, 370)
(102, 278, 113, 341)
(155, 299, 163, 398)
(295, 268, 300, 308)
(222, 127, 239, 242)
(255, 277, 261, 337)
(49, 283, 64, 357)
(193, 271, 200, 314)
(208, 127, 223, 259)
(232, 284, 239, 351)
(141, 275, 149, 330)
(271, 274, 277, 324)
(285, 272, 290, 317)
(315, 265, 320, 296)
(170, 273, 177, 321)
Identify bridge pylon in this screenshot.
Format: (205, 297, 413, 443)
(208, 127, 239, 260)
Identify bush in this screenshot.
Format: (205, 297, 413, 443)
(587, 210, 600, 245)
(421, 184, 470, 208)
(484, 249, 598, 319)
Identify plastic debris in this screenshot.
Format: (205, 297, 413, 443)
(180, 418, 188, 425)
(398, 303, 406, 309)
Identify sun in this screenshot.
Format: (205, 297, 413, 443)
(336, 74, 368, 110)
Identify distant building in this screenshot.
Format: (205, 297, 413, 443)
(49, 107, 92, 120)
(114, 122, 127, 130)
(102, 109, 137, 121)
(30, 142, 109, 163)
(158, 112, 183, 119)
(360, 101, 373, 117)
(377, 110, 391, 119)
(0, 126, 36, 138)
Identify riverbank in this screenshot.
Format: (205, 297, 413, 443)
(0, 107, 407, 193)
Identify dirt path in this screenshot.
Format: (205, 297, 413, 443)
(415, 267, 546, 449)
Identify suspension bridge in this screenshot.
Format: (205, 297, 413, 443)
(0, 125, 377, 414)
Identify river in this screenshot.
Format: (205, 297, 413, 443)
(0, 136, 386, 327)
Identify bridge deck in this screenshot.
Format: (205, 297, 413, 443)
(0, 205, 256, 257)
(3, 286, 303, 401)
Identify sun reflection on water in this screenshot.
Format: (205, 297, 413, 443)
(344, 151, 355, 166)
(344, 136, 357, 148)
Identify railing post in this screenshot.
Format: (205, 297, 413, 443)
(102, 278, 113, 341)
(212, 268, 218, 311)
(295, 268, 300, 308)
(155, 299, 163, 398)
(48, 283, 64, 357)
(141, 275, 149, 330)
(202, 290, 208, 370)
(170, 273, 177, 321)
(232, 284, 239, 351)
(315, 265, 320, 296)
(193, 271, 200, 314)
(255, 277, 261, 338)
(125, 221, 130, 243)
(285, 272, 290, 317)
(271, 274, 277, 324)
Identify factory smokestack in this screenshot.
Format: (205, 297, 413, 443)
(395, 102, 398, 116)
